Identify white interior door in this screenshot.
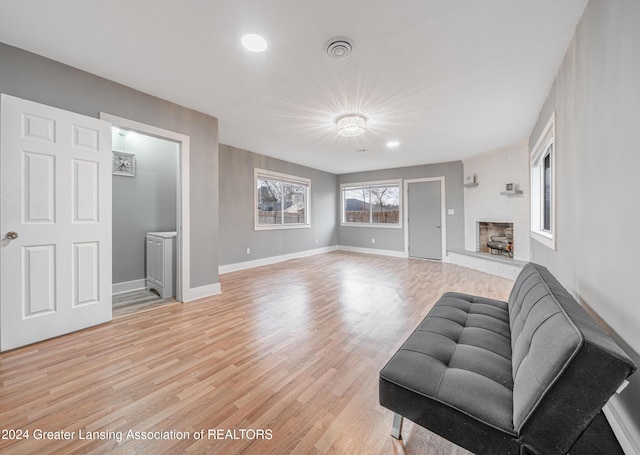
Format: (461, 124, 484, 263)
(0, 94, 112, 351)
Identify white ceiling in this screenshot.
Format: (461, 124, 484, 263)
(0, 0, 586, 174)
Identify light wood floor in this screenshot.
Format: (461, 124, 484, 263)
(112, 289, 177, 318)
(0, 252, 513, 455)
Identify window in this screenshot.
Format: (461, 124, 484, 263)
(530, 112, 555, 249)
(255, 169, 310, 230)
(341, 180, 401, 227)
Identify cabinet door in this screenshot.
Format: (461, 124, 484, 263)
(153, 238, 165, 286)
(146, 236, 156, 283)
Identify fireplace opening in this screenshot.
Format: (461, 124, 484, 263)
(478, 222, 514, 258)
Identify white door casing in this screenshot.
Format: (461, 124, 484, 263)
(100, 113, 192, 301)
(0, 94, 112, 351)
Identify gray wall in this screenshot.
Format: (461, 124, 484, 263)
(219, 144, 338, 266)
(0, 43, 219, 289)
(112, 131, 178, 284)
(529, 0, 640, 444)
(338, 161, 465, 253)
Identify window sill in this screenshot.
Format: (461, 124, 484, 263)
(531, 230, 556, 250)
(255, 224, 311, 231)
(341, 223, 402, 229)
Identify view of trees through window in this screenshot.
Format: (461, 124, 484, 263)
(530, 111, 555, 250)
(543, 147, 552, 232)
(257, 176, 308, 226)
(342, 183, 400, 225)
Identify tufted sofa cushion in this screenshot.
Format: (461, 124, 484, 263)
(381, 292, 514, 431)
(507, 263, 636, 453)
(379, 292, 522, 453)
(509, 263, 583, 431)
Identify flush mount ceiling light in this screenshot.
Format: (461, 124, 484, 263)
(336, 114, 367, 137)
(241, 34, 267, 52)
(386, 141, 400, 148)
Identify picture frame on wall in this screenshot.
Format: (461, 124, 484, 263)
(112, 151, 135, 177)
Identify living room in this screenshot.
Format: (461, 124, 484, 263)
(0, 1, 639, 453)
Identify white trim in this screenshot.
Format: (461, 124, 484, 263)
(404, 177, 447, 260)
(340, 179, 403, 228)
(530, 111, 556, 250)
(219, 246, 339, 275)
(112, 279, 146, 295)
(337, 245, 407, 258)
(220, 246, 413, 276)
(255, 167, 310, 186)
(255, 224, 312, 231)
(341, 178, 403, 189)
(254, 167, 311, 231)
(604, 402, 640, 455)
(100, 113, 190, 303)
(182, 283, 222, 302)
(339, 223, 402, 230)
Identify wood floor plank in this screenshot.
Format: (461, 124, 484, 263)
(0, 252, 513, 454)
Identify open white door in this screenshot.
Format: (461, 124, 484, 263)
(0, 94, 112, 351)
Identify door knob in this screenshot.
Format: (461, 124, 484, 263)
(4, 231, 18, 240)
(436, 225, 441, 229)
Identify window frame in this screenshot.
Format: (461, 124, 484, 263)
(254, 168, 311, 231)
(530, 112, 556, 250)
(340, 179, 402, 228)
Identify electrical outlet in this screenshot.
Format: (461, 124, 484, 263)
(246, 247, 251, 255)
(371, 238, 376, 244)
(315, 238, 319, 244)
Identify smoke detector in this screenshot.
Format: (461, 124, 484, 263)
(325, 37, 353, 59)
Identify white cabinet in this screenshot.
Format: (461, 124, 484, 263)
(145, 231, 176, 299)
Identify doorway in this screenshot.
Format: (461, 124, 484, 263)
(405, 177, 446, 260)
(111, 129, 178, 314)
(0, 96, 192, 350)
(101, 113, 190, 303)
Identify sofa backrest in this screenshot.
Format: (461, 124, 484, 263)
(508, 263, 635, 454)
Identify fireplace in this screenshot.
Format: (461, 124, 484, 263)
(478, 222, 514, 257)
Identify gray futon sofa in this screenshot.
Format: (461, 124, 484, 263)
(379, 262, 636, 454)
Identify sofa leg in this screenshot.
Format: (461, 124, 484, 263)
(391, 413, 404, 440)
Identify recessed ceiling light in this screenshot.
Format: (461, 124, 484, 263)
(386, 141, 400, 148)
(241, 34, 267, 52)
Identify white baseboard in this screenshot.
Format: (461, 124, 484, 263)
(604, 401, 640, 455)
(337, 245, 407, 258)
(112, 279, 146, 295)
(183, 283, 222, 302)
(218, 245, 436, 276)
(219, 246, 339, 275)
